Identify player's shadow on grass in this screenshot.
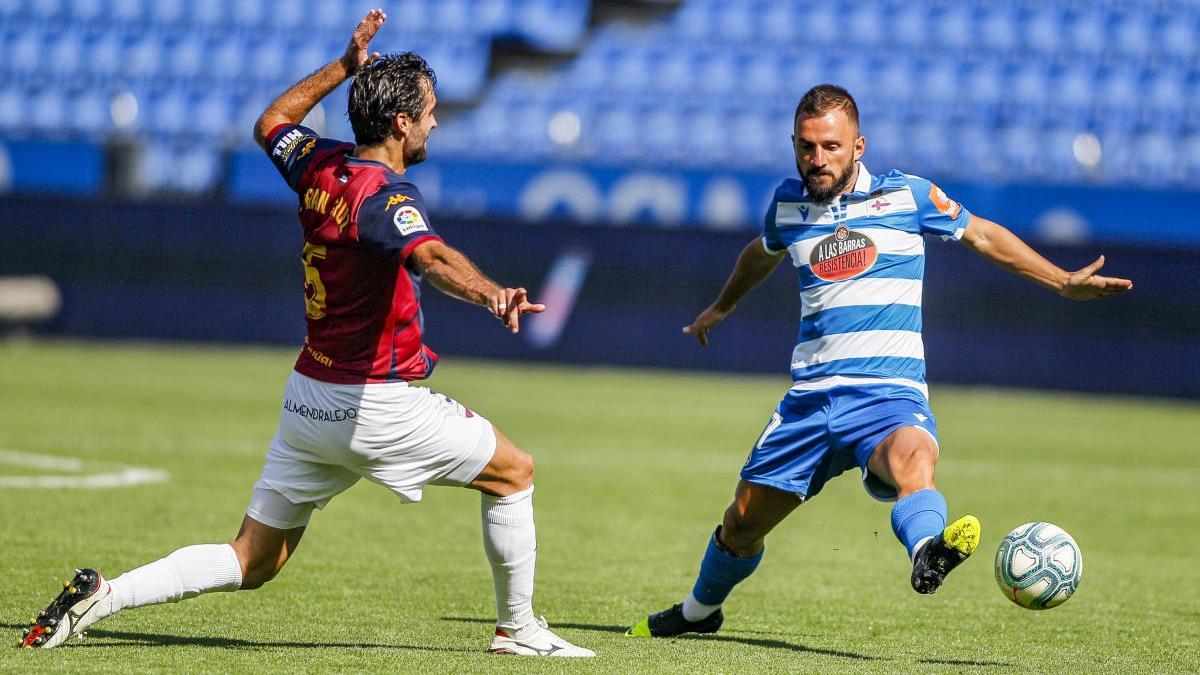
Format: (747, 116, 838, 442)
(441, 616, 886, 662)
(0, 622, 471, 654)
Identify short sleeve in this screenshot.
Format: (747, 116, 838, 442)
(760, 201, 788, 254)
(356, 183, 443, 264)
(906, 174, 972, 241)
(264, 123, 351, 193)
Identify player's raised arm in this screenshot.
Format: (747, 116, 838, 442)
(252, 9, 387, 149)
(684, 237, 787, 347)
(408, 240, 545, 334)
(960, 215, 1133, 301)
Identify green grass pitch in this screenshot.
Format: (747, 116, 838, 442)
(1, 341, 1197, 673)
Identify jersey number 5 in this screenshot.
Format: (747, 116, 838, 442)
(302, 242, 327, 320)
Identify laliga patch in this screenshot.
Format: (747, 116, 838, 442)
(809, 224, 878, 282)
(929, 183, 962, 219)
(393, 205, 428, 236)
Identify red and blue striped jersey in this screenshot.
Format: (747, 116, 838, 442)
(266, 123, 441, 384)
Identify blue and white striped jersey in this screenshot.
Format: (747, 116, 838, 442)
(762, 163, 971, 398)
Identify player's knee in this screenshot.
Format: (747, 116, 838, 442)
(510, 448, 534, 491)
(888, 441, 936, 474)
(720, 506, 764, 556)
(239, 556, 283, 590)
(230, 543, 285, 590)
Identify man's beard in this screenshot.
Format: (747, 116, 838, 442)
(405, 142, 428, 166)
(800, 161, 856, 205)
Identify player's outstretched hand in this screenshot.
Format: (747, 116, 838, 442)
(1059, 255, 1133, 301)
(342, 9, 386, 74)
(490, 287, 545, 334)
(683, 305, 732, 347)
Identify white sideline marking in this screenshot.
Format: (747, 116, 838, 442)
(0, 449, 169, 489)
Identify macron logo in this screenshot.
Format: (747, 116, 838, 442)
(798, 205, 810, 221)
(913, 413, 928, 423)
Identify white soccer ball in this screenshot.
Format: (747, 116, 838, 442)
(994, 522, 1082, 610)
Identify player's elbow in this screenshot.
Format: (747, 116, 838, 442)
(409, 240, 452, 277)
(252, 113, 285, 150)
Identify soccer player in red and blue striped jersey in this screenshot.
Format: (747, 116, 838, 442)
(19, 10, 593, 658)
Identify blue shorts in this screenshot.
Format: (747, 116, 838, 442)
(740, 385, 938, 502)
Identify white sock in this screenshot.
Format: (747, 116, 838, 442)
(103, 544, 243, 618)
(912, 535, 934, 563)
(481, 486, 537, 631)
(682, 592, 722, 622)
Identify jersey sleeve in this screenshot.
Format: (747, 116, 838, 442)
(906, 174, 972, 241)
(264, 123, 350, 193)
(356, 183, 443, 264)
(760, 201, 788, 254)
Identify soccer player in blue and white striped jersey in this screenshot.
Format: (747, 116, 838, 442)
(628, 85, 1132, 639)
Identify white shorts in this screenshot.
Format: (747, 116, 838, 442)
(247, 371, 496, 529)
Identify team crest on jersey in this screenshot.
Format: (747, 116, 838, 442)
(393, 205, 428, 236)
(809, 224, 878, 281)
(384, 193, 414, 210)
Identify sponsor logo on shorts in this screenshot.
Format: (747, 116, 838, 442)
(809, 224, 878, 282)
(393, 205, 428, 236)
(283, 398, 358, 422)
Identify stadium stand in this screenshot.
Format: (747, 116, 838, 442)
(0, 0, 1197, 194)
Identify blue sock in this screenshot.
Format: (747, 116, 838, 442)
(690, 529, 763, 606)
(890, 488, 947, 559)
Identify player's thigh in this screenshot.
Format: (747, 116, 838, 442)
(739, 390, 830, 498)
(468, 425, 533, 497)
(356, 386, 498, 502)
(866, 425, 939, 496)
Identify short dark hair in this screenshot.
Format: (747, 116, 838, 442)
(348, 52, 437, 146)
(794, 84, 859, 131)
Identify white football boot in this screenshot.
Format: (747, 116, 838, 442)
(19, 568, 112, 649)
(488, 616, 595, 657)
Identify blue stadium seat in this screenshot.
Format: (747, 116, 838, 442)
(66, 0, 103, 23)
(511, 0, 589, 51)
(1181, 133, 1200, 181)
(29, 0, 65, 20)
(27, 88, 69, 136)
(82, 30, 125, 80)
(1158, 11, 1197, 62)
(0, 84, 24, 134)
(979, 5, 1020, 54)
(139, 140, 221, 193)
(8, 27, 42, 78)
(109, 0, 143, 24)
(189, 0, 225, 30)
(1063, 8, 1108, 57)
(1, 0, 1196, 190)
(149, 0, 186, 26)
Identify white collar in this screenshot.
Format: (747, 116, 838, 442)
(849, 161, 872, 195)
